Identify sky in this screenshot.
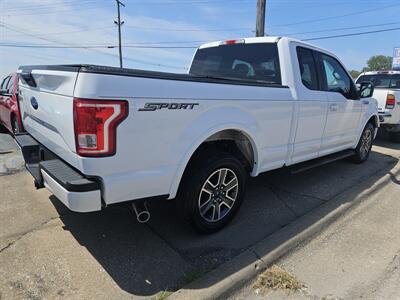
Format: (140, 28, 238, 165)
(0, 0, 399, 80)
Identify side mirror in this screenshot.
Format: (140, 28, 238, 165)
(357, 81, 374, 98)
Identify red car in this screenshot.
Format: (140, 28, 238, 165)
(0, 73, 23, 134)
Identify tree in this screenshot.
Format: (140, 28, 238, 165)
(362, 55, 393, 72)
(349, 70, 361, 79)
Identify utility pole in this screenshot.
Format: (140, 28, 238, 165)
(256, 0, 266, 37)
(114, 0, 125, 68)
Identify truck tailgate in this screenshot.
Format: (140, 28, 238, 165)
(374, 88, 390, 111)
(18, 66, 80, 167)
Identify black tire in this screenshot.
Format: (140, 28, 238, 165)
(388, 132, 400, 143)
(351, 123, 374, 163)
(178, 150, 247, 234)
(11, 116, 21, 135)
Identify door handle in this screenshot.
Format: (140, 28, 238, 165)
(329, 104, 338, 111)
(362, 100, 369, 105)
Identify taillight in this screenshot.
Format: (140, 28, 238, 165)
(73, 98, 128, 157)
(386, 94, 395, 109)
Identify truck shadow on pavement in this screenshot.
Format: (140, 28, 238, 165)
(52, 141, 399, 297)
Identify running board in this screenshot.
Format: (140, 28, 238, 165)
(289, 150, 354, 174)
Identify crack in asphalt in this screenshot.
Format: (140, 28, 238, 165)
(267, 185, 300, 217)
(256, 179, 327, 203)
(0, 216, 62, 254)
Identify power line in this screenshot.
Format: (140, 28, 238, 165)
(2, 25, 400, 48)
(3, 26, 114, 38)
(4, 0, 99, 12)
(0, 21, 185, 69)
(304, 27, 400, 41)
(125, 0, 252, 4)
(272, 3, 400, 27)
(282, 21, 400, 36)
(0, 44, 197, 49)
(2, 2, 104, 17)
(123, 25, 252, 32)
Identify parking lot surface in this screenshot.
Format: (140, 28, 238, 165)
(229, 141, 400, 300)
(0, 132, 399, 299)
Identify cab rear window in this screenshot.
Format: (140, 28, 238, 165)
(189, 43, 282, 85)
(357, 74, 400, 89)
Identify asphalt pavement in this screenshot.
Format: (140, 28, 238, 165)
(228, 140, 400, 300)
(0, 132, 399, 299)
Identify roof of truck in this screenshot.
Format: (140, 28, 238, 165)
(198, 36, 332, 55)
(360, 70, 400, 75)
(199, 36, 322, 48)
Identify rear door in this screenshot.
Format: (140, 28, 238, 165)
(290, 46, 328, 164)
(318, 53, 362, 155)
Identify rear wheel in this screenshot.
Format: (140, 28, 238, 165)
(178, 151, 247, 234)
(388, 132, 400, 143)
(351, 123, 374, 163)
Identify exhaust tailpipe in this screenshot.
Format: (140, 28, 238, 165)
(131, 201, 150, 223)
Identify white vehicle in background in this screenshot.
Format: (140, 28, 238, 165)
(16, 37, 378, 233)
(356, 70, 400, 142)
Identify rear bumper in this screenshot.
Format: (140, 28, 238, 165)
(15, 133, 102, 212)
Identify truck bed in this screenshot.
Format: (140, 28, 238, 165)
(19, 64, 287, 88)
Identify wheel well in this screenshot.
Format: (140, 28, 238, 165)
(176, 130, 255, 198)
(187, 129, 255, 172)
(367, 115, 378, 128)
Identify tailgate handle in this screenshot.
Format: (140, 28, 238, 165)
(19, 71, 37, 87)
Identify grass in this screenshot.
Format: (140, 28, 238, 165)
(182, 268, 207, 285)
(253, 265, 305, 295)
(152, 290, 173, 300)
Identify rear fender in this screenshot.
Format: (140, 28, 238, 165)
(168, 106, 261, 199)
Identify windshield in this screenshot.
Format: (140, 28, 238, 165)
(189, 43, 282, 85)
(356, 74, 400, 89)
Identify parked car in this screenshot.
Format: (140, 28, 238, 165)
(356, 70, 400, 142)
(16, 37, 378, 233)
(0, 73, 23, 134)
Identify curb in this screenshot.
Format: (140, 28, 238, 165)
(170, 162, 398, 300)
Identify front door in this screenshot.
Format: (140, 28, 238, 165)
(319, 53, 362, 155)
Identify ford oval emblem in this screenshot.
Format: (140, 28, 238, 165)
(30, 97, 38, 110)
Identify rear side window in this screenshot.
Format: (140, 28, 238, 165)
(189, 43, 282, 85)
(296, 47, 319, 90)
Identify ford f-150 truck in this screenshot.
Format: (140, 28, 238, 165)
(356, 70, 400, 142)
(16, 37, 378, 233)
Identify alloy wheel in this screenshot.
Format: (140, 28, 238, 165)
(198, 168, 239, 223)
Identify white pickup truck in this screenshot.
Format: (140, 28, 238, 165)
(16, 37, 378, 233)
(356, 70, 400, 142)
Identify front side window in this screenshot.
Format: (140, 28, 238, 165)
(321, 54, 357, 99)
(190, 43, 282, 85)
(296, 47, 318, 90)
